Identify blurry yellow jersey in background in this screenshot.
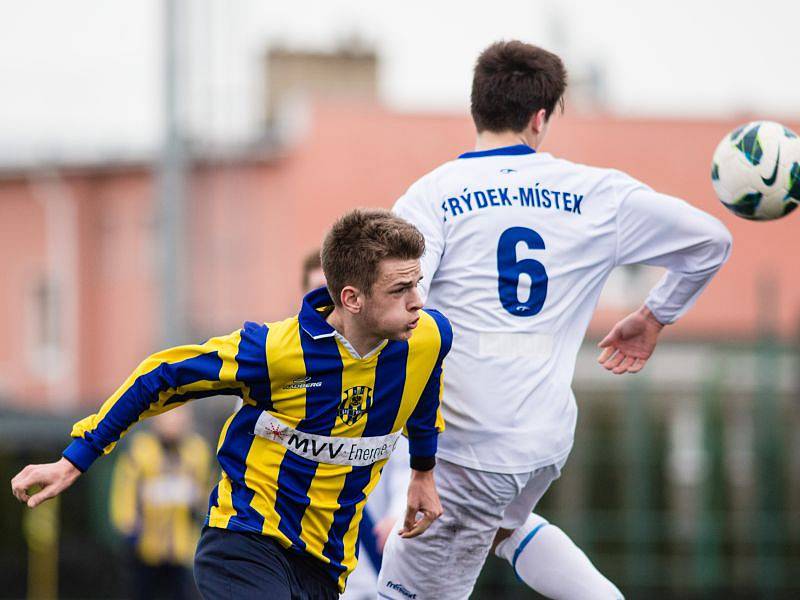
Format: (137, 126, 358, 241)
(109, 431, 212, 565)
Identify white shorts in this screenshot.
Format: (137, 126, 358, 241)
(376, 456, 567, 600)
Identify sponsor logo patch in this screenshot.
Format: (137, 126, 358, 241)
(254, 412, 400, 467)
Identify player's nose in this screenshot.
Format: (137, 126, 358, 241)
(408, 287, 423, 311)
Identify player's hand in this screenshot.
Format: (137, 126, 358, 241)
(597, 305, 664, 375)
(374, 515, 398, 552)
(399, 468, 442, 539)
(11, 458, 81, 508)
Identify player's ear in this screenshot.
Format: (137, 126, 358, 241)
(340, 286, 363, 314)
(530, 108, 548, 135)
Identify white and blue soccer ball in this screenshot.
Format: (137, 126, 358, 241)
(711, 120, 800, 221)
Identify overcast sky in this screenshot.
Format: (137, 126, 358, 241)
(1, 0, 799, 162)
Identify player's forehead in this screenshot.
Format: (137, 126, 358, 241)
(376, 257, 421, 284)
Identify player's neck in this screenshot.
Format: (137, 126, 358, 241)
(474, 129, 538, 152)
(325, 308, 384, 357)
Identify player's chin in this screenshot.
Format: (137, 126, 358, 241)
(388, 325, 417, 341)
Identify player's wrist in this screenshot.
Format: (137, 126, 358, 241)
(410, 456, 436, 472)
(62, 438, 101, 472)
(410, 464, 436, 478)
(58, 456, 82, 476)
(638, 305, 665, 329)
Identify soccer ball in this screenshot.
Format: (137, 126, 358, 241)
(711, 120, 800, 220)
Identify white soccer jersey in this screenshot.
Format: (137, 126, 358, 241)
(394, 144, 732, 473)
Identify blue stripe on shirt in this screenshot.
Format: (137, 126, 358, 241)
(321, 340, 408, 576)
(236, 322, 271, 409)
(210, 323, 272, 531)
(215, 404, 266, 531)
(274, 323, 343, 551)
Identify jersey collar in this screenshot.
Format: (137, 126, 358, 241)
(299, 287, 389, 356)
(458, 144, 536, 159)
(299, 286, 336, 339)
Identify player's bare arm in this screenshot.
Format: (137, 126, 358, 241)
(597, 305, 665, 375)
(399, 468, 442, 539)
(11, 457, 81, 509)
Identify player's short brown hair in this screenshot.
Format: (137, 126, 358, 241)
(301, 249, 322, 291)
(471, 40, 567, 133)
(321, 209, 425, 305)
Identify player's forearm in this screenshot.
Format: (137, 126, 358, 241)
(619, 189, 733, 324)
(409, 467, 436, 484)
(641, 209, 732, 324)
(405, 399, 442, 469)
(63, 358, 174, 471)
(65, 341, 234, 472)
(644, 250, 729, 324)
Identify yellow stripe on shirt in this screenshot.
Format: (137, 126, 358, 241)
(299, 340, 379, 562)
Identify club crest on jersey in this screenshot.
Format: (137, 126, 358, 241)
(338, 386, 374, 425)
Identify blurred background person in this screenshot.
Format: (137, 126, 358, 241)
(110, 409, 212, 600)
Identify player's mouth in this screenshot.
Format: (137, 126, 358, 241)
(407, 318, 419, 330)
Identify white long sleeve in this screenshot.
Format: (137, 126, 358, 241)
(615, 184, 733, 323)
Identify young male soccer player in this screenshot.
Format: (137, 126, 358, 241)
(297, 245, 595, 600)
(378, 41, 732, 599)
(11, 209, 452, 599)
(299, 249, 411, 600)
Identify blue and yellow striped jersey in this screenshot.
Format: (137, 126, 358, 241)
(109, 431, 212, 566)
(63, 287, 452, 591)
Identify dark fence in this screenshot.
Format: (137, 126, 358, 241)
(1, 340, 798, 599)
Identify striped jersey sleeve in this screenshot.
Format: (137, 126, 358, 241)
(403, 308, 452, 460)
(63, 322, 269, 472)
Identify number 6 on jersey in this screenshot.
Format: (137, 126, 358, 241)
(496, 226, 548, 317)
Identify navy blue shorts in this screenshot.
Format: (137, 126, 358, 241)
(194, 527, 339, 599)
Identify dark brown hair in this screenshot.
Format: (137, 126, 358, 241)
(471, 40, 567, 133)
(321, 209, 425, 305)
(301, 249, 322, 291)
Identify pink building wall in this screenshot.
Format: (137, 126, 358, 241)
(1, 102, 798, 412)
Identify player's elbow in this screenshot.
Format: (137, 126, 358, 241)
(707, 218, 733, 266)
(694, 215, 732, 270)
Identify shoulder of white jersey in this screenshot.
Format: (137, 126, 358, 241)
(537, 153, 655, 209)
(539, 153, 645, 186)
(440, 151, 647, 190)
(393, 159, 463, 209)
